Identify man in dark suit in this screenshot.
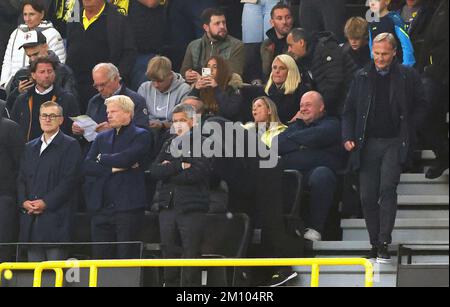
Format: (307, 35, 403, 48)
(83, 95, 152, 259)
(18, 101, 82, 262)
(0, 100, 25, 262)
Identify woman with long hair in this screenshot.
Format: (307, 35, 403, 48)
(243, 96, 287, 148)
(190, 56, 243, 121)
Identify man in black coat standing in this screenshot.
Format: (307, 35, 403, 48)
(18, 101, 82, 262)
(151, 103, 212, 287)
(0, 100, 25, 262)
(342, 33, 427, 264)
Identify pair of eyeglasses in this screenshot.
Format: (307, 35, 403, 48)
(39, 114, 62, 121)
(93, 79, 111, 90)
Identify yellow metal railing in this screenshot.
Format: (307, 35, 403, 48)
(0, 258, 374, 287)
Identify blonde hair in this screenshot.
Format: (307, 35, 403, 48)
(104, 95, 135, 117)
(252, 96, 283, 126)
(265, 54, 301, 95)
(146, 56, 172, 81)
(344, 17, 369, 40)
(373, 32, 398, 50)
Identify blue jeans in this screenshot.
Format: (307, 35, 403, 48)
(304, 167, 337, 234)
(242, 0, 280, 43)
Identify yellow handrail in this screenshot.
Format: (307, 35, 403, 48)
(1, 258, 374, 287)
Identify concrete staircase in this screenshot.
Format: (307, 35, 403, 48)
(294, 172, 449, 287)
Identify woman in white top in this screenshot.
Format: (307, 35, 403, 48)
(0, 0, 66, 87)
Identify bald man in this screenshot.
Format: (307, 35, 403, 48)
(278, 91, 344, 242)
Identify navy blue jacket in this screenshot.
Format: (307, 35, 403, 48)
(342, 63, 427, 171)
(17, 131, 82, 242)
(86, 86, 149, 129)
(83, 123, 152, 213)
(278, 116, 344, 172)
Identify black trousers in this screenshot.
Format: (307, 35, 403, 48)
(418, 77, 449, 158)
(159, 209, 206, 287)
(359, 138, 402, 246)
(91, 208, 144, 260)
(0, 195, 18, 262)
(298, 0, 346, 43)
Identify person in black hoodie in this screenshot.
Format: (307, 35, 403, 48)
(0, 99, 25, 262)
(151, 103, 212, 287)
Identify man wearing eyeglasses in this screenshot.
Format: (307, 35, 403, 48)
(17, 101, 82, 262)
(10, 56, 80, 142)
(72, 63, 148, 141)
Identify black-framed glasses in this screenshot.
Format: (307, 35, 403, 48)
(39, 113, 62, 121)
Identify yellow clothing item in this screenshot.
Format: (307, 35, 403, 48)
(109, 0, 129, 15)
(83, 3, 106, 30)
(243, 123, 287, 148)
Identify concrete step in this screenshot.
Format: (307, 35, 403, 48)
(293, 262, 397, 287)
(308, 241, 449, 264)
(400, 174, 449, 184)
(398, 174, 449, 195)
(342, 219, 449, 242)
(396, 195, 449, 218)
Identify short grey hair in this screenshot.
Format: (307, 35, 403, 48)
(373, 32, 397, 50)
(105, 95, 135, 117)
(40, 101, 63, 115)
(93, 63, 121, 81)
(172, 103, 196, 120)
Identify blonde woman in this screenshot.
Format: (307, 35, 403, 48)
(243, 96, 287, 148)
(264, 54, 308, 124)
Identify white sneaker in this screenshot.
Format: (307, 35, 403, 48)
(304, 228, 322, 242)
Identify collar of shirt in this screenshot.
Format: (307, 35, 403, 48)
(376, 65, 391, 76)
(40, 130, 60, 155)
(35, 85, 54, 96)
(83, 3, 106, 30)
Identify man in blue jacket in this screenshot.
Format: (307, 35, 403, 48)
(18, 101, 82, 262)
(83, 95, 152, 259)
(278, 91, 344, 242)
(342, 33, 427, 264)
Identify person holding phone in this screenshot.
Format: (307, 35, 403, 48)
(190, 56, 243, 121)
(5, 30, 77, 111)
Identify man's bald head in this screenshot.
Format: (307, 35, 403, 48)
(299, 91, 326, 125)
